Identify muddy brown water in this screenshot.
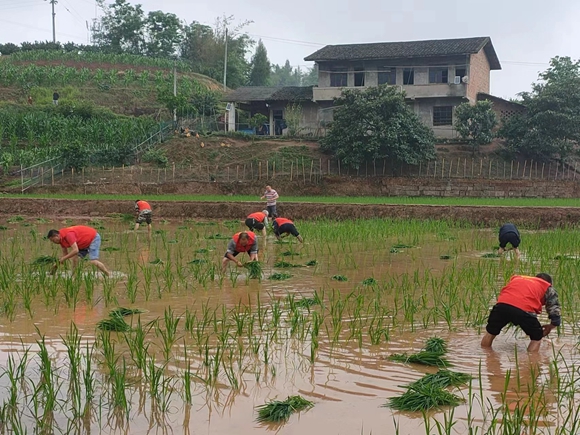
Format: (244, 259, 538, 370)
(0, 219, 576, 434)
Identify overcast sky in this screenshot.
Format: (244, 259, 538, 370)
(1, 0, 579, 98)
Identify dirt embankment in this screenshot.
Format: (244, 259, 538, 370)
(1, 198, 579, 228)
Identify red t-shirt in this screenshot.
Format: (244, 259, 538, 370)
(497, 275, 551, 314)
(248, 212, 267, 222)
(59, 226, 97, 250)
(136, 200, 151, 211)
(274, 217, 293, 226)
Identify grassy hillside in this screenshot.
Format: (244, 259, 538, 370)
(0, 50, 224, 117)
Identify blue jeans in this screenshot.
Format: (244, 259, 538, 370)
(78, 233, 101, 260)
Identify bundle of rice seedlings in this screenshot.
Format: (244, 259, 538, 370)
(407, 370, 471, 390)
(0, 226, 7, 230)
(481, 253, 500, 258)
(97, 315, 131, 332)
(102, 247, 120, 252)
(206, 233, 230, 240)
(362, 277, 377, 285)
(269, 272, 292, 281)
(305, 260, 318, 266)
(188, 259, 207, 265)
(154, 230, 165, 235)
(423, 337, 447, 355)
(109, 307, 145, 318)
(255, 395, 314, 423)
(439, 255, 452, 260)
(177, 226, 189, 230)
(387, 383, 463, 411)
(274, 239, 290, 244)
(149, 258, 164, 265)
(31, 255, 57, 266)
(281, 251, 297, 257)
(392, 243, 414, 249)
(274, 261, 302, 268)
(168, 240, 178, 244)
(244, 261, 263, 279)
(8, 216, 25, 223)
(295, 298, 319, 308)
(390, 248, 400, 253)
(195, 248, 209, 254)
(332, 275, 348, 281)
(388, 351, 450, 367)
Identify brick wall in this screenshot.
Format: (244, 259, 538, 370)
(467, 49, 491, 102)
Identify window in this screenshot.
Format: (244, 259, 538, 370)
(429, 67, 449, 84)
(403, 68, 414, 85)
(354, 66, 365, 86)
(378, 68, 396, 85)
(329, 66, 348, 87)
(454, 67, 467, 83)
(433, 106, 453, 126)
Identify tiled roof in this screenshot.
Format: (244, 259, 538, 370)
(305, 37, 501, 70)
(223, 86, 314, 102)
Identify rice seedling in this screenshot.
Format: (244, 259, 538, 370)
(7, 216, 25, 223)
(362, 277, 377, 285)
(269, 272, 292, 280)
(295, 297, 320, 308)
(195, 248, 209, 254)
(386, 383, 463, 411)
(305, 260, 318, 266)
(0, 225, 7, 230)
(31, 255, 57, 266)
(281, 251, 298, 256)
(97, 311, 131, 332)
(332, 275, 348, 281)
(149, 258, 164, 265)
(188, 258, 207, 265)
(102, 247, 120, 252)
(255, 395, 314, 423)
(406, 370, 471, 390)
(109, 307, 145, 317)
(206, 233, 230, 240)
(439, 255, 453, 260)
(244, 261, 263, 279)
(392, 243, 414, 249)
(481, 252, 500, 258)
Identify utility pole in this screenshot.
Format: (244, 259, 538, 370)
(223, 28, 228, 91)
(45, 0, 57, 43)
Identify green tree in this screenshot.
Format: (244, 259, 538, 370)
(285, 103, 303, 136)
(320, 86, 435, 168)
(271, 60, 297, 86)
(454, 100, 497, 152)
(248, 40, 270, 86)
(93, 0, 146, 54)
(145, 11, 183, 58)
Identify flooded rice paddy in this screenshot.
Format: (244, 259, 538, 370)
(1, 216, 580, 434)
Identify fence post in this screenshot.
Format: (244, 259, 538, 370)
(237, 165, 239, 180)
(488, 160, 492, 179)
(259, 161, 262, 180)
(516, 161, 520, 179)
(441, 158, 444, 178)
(541, 163, 545, 179)
(41, 167, 44, 186)
(479, 159, 483, 178)
(419, 162, 422, 177)
(448, 159, 452, 178)
(310, 160, 314, 182)
(172, 162, 175, 182)
(290, 161, 293, 181)
(433, 160, 437, 178)
(52, 167, 54, 186)
(266, 160, 269, 180)
(338, 159, 341, 176)
(523, 160, 527, 179)
(302, 157, 306, 183)
(328, 159, 331, 176)
(555, 162, 559, 180)
(20, 164, 24, 193)
(510, 161, 513, 179)
(575, 163, 577, 181)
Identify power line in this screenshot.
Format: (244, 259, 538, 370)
(0, 17, 86, 41)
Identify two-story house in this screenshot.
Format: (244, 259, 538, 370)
(225, 36, 505, 138)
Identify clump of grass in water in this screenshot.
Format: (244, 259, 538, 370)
(7, 216, 25, 223)
(195, 248, 209, 254)
(244, 262, 263, 279)
(390, 248, 400, 253)
(188, 259, 207, 265)
(274, 261, 302, 268)
(295, 298, 320, 308)
(439, 255, 453, 260)
(97, 315, 130, 332)
(269, 272, 292, 281)
(481, 252, 501, 258)
(255, 395, 314, 423)
(332, 275, 348, 281)
(102, 247, 120, 252)
(362, 277, 377, 285)
(149, 258, 164, 265)
(305, 260, 317, 266)
(0, 225, 7, 230)
(386, 383, 463, 411)
(109, 307, 146, 317)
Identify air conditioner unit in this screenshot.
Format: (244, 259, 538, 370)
(454, 76, 461, 85)
(462, 76, 469, 84)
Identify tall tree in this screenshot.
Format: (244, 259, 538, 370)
(499, 56, 580, 161)
(145, 11, 183, 58)
(93, 0, 145, 54)
(321, 86, 435, 168)
(271, 60, 296, 86)
(454, 100, 497, 153)
(248, 40, 270, 86)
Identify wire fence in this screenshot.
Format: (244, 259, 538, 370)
(20, 156, 580, 191)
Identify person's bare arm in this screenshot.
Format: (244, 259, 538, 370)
(60, 243, 78, 262)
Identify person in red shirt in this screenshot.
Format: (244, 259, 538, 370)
(245, 210, 269, 236)
(481, 273, 561, 352)
(222, 231, 258, 271)
(47, 225, 111, 277)
(134, 199, 152, 235)
(273, 217, 303, 243)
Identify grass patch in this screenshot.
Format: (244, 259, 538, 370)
(481, 252, 500, 258)
(109, 307, 145, 317)
(439, 255, 453, 260)
(149, 258, 164, 265)
(305, 260, 318, 266)
(188, 259, 207, 265)
(295, 297, 320, 308)
(386, 383, 463, 411)
(362, 277, 377, 285)
(392, 243, 414, 249)
(332, 275, 348, 281)
(31, 255, 57, 266)
(102, 247, 120, 252)
(97, 315, 131, 332)
(255, 395, 314, 423)
(274, 261, 302, 268)
(423, 337, 447, 355)
(244, 261, 263, 279)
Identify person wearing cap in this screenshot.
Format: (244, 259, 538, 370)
(498, 223, 520, 259)
(222, 231, 259, 271)
(134, 199, 153, 235)
(245, 210, 269, 236)
(272, 217, 303, 243)
(47, 225, 111, 277)
(481, 273, 561, 352)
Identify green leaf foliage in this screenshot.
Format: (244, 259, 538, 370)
(454, 100, 497, 149)
(320, 85, 436, 169)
